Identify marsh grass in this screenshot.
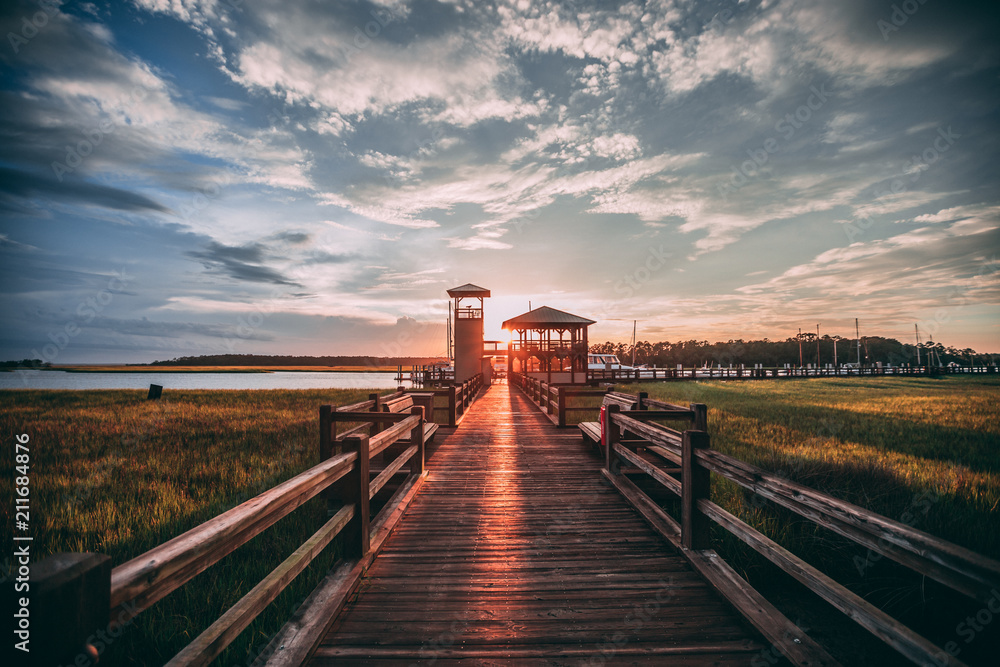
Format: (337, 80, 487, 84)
(614, 376, 1000, 664)
(3, 379, 997, 664)
(0, 388, 377, 665)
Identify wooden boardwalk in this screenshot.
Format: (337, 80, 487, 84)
(307, 384, 766, 665)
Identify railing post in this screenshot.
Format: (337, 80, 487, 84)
(604, 403, 620, 472)
(691, 403, 708, 432)
(681, 430, 711, 550)
(319, 405, 332, 462)
(339, 434, 370, 557)
(558, 388, 567, 427)
(448, 385, 457, 427)
(369, 393, 380, 436)
(410, 406, 425, 475)
(31, 552, 112, 665)
(638, 391, 648, 410)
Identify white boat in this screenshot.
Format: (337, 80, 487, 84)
(587, 354, 635, 371)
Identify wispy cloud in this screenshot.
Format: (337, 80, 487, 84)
(1, 0, 998, 359)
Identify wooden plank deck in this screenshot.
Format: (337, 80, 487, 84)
(306, 384, 767, 665)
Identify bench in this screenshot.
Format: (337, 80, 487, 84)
(579, 391, 643, 446)
(383, 394, 438, 445)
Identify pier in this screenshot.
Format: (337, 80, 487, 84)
(305, 383, 765, 664)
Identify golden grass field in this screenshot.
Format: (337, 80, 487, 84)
(33, 364, 402, 372)
(612, 376, 1000, 665)
(1, 377, 997, 665)
(1, 388, 378, 665)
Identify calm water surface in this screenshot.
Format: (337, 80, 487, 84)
(0, 370, 404, 390)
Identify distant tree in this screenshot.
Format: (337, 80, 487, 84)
(589, 337, 995, 367)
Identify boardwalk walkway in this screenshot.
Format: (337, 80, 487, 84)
(307, 384, 766, 665)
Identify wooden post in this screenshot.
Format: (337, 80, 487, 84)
(448, 385, 457, 427)
(339, 435, 370, 556)
(29, 553, 112, 665)
(604, 404, 621, 473)
(368, 393, 380, 436)
(411, 406, 425, 475)
(638, 391, 648, 410)
(319, 404, 332, 462)
(682, 430, 711, 550)
(691, 403, 708, 432)
(558, 388, 567, 427)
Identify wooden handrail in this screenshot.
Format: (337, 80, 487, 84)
(37, 391, 429, 666)
(603, 409, 1000, 667)
(693, 446, 1000, 603)
(164, 505, 355, 667)
(110, 450, 358, 615)
(699, 499, 968, 667)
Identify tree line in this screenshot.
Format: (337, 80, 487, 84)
(589, 336, 996, 368)
(147, 354, 448, 367)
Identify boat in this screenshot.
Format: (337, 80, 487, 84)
(587, 354, 635, 371)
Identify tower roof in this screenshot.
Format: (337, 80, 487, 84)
(502, 306, 596, 329)
(447, 283, 491, 298)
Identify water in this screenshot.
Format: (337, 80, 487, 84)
(0, 370, 404, 390)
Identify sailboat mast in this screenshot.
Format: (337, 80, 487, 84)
(915, 324, 921, 365)
(816, 324, 820, 367)
(631, 320, 637, 367)
(856, 318, 861, 365)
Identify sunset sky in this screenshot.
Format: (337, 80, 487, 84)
(1, 0, 998, 362)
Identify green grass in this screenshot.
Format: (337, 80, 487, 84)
(615, 377, 999, 556)
(613, 376, 1000, 664)
(0, 388, 380, 666)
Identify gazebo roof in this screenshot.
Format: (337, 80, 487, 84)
(447, 283, 491, 298)
(502, 306, 596, 330)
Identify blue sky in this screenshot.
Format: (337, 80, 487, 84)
(1, 0, 998, 363)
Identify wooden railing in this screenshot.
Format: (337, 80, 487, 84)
(392, 372, 483, 427)
(598, 401, 1000, 667)
(511, 373, 706, 429)
(587, 364, 997, 382)
(28, 392, 430, 666)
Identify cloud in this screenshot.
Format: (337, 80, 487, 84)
(185, 241, 302, 285)
(0, 167, 169, 213)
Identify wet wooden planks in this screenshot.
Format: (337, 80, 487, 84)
(308, 384, 765, 665)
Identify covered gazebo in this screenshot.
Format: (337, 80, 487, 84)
(502, 306, 595, 385)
